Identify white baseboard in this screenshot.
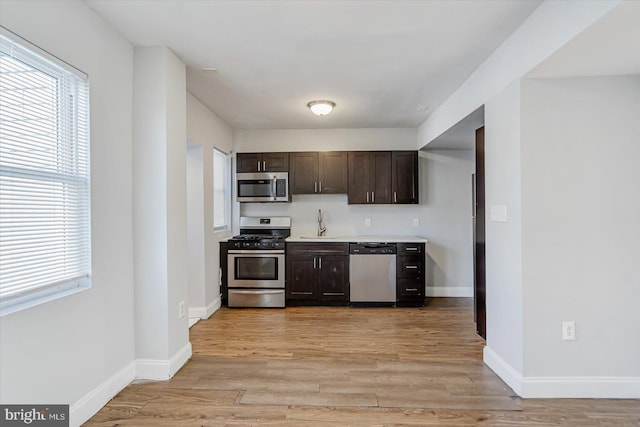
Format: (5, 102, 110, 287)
(484, 345, 640, 398)
(483, 345, 523, 396)
(188, 295, 222, 320)
(135, 341, 193, 380)
(426, 286, 473, 297)
(70, 361, 135, 427)
(522, 376, 640, 398)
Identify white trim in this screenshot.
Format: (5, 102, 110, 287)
(188, 296, 221, 320)
(70, 362, 135, 427)
(522, 376, 640, 399)
(483, 345, 523, 396)
(135, 342, 193, 380)
(426, 286, 473, 297)
(483, 346, 640, 398)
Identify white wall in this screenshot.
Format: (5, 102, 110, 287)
(520, 76, 640, 397)
(186, 143, 206, 314)
(234, 128, 474, 296)
(132, 46, 190, 373)
(482, 80, 524, 392)
(420, 150, 475, 297)
(186, 93, 233, 316)
(0, 0, 135, 423)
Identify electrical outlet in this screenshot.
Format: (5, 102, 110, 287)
(412, 218, 420, 227)
(562, 321, 575, 340)
(179, 301, 186, 319)
(364, 218, 371, 227)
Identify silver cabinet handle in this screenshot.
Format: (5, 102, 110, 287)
(405, 247, 418, 251)
(366, 192, 369, 203)
(394, 192, 397, 203)
(318, 257, 322, 269)
(372, 192, 375, 203)
(406, 288, 418, 292)
(257, 161, 261, 171)
(315, 182, 318, 193)
(319, 181, 322, 193)
(313, 257, 317, 269)
(405, 265, 418, 269)
(263, 160, 266, 171)
(323, 292, 344, 296)
(291, 291, 313, 295)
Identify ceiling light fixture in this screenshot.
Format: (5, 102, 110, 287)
(307, 100, 335, 116)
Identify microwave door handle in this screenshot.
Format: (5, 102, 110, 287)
(272, 175, 277, 200)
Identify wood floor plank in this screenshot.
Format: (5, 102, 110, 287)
(192, 377, 320, 393)
(240, 390, 379, 407)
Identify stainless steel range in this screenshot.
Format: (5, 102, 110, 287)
(227, 217, 290, 308)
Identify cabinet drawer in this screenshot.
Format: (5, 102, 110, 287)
(397, 279, 424, 299)
(397, 257, 423, 279)
(287, 242, 349, 255)
(397, 243, 424, 255)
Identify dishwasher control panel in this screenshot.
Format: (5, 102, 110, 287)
(349, 243, 397, 255)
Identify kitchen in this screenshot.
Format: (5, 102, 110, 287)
(1, 1, 639, 426)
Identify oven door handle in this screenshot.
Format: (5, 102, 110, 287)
(230, 290, 284, 295)
(228, 250, 285, 254)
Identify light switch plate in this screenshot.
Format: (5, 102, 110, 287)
(490, 205, 508, 222)
(364, 218, 371, 227)
(412, 218, 420, 227)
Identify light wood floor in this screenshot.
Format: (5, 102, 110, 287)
(85, 298, 640, 426)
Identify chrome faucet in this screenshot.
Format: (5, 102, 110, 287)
(317, 209, 327, 236)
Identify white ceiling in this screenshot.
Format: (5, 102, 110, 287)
(85, 0, 541, 129)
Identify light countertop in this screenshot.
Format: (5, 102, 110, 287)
(286, 235, 427, 243)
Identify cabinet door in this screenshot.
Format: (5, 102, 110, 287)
(263, 152, 289, 172)
(220, 242, 228, 305)
(370, 151, 392, 204)
(347, 151, 370, 204)
(392, 151, 419, 204)
(286, 255, 317, 299)
(318, 152, 348, 194)
(236, 153, 261, 173)
(290, 152, 318, 194)
(317, 255, 349, 301)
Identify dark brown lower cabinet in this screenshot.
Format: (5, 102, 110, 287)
(396, 243, 425, 307)
(219, 241, 228, 306)
(286, 243, 349, 305)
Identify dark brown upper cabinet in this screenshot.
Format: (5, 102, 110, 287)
(236, 152, 289, 173)
(290, 152, 347, 195)
(348, 151, 392, 204)
(348, 151, 418, 204)
(392, 151, 419, 204)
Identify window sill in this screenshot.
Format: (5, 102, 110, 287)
(0, 280, 91, 317)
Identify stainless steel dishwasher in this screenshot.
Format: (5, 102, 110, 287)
(349, 242, 397, 305)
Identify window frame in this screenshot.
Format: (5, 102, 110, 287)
(0, 27, 91, 316)
(212, 147, 230, 233)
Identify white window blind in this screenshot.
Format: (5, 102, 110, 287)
(0, 29, 91, 314)
(213, 148, 229, 231)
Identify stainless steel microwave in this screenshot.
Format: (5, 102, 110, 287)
(236, 172, 289, 202)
